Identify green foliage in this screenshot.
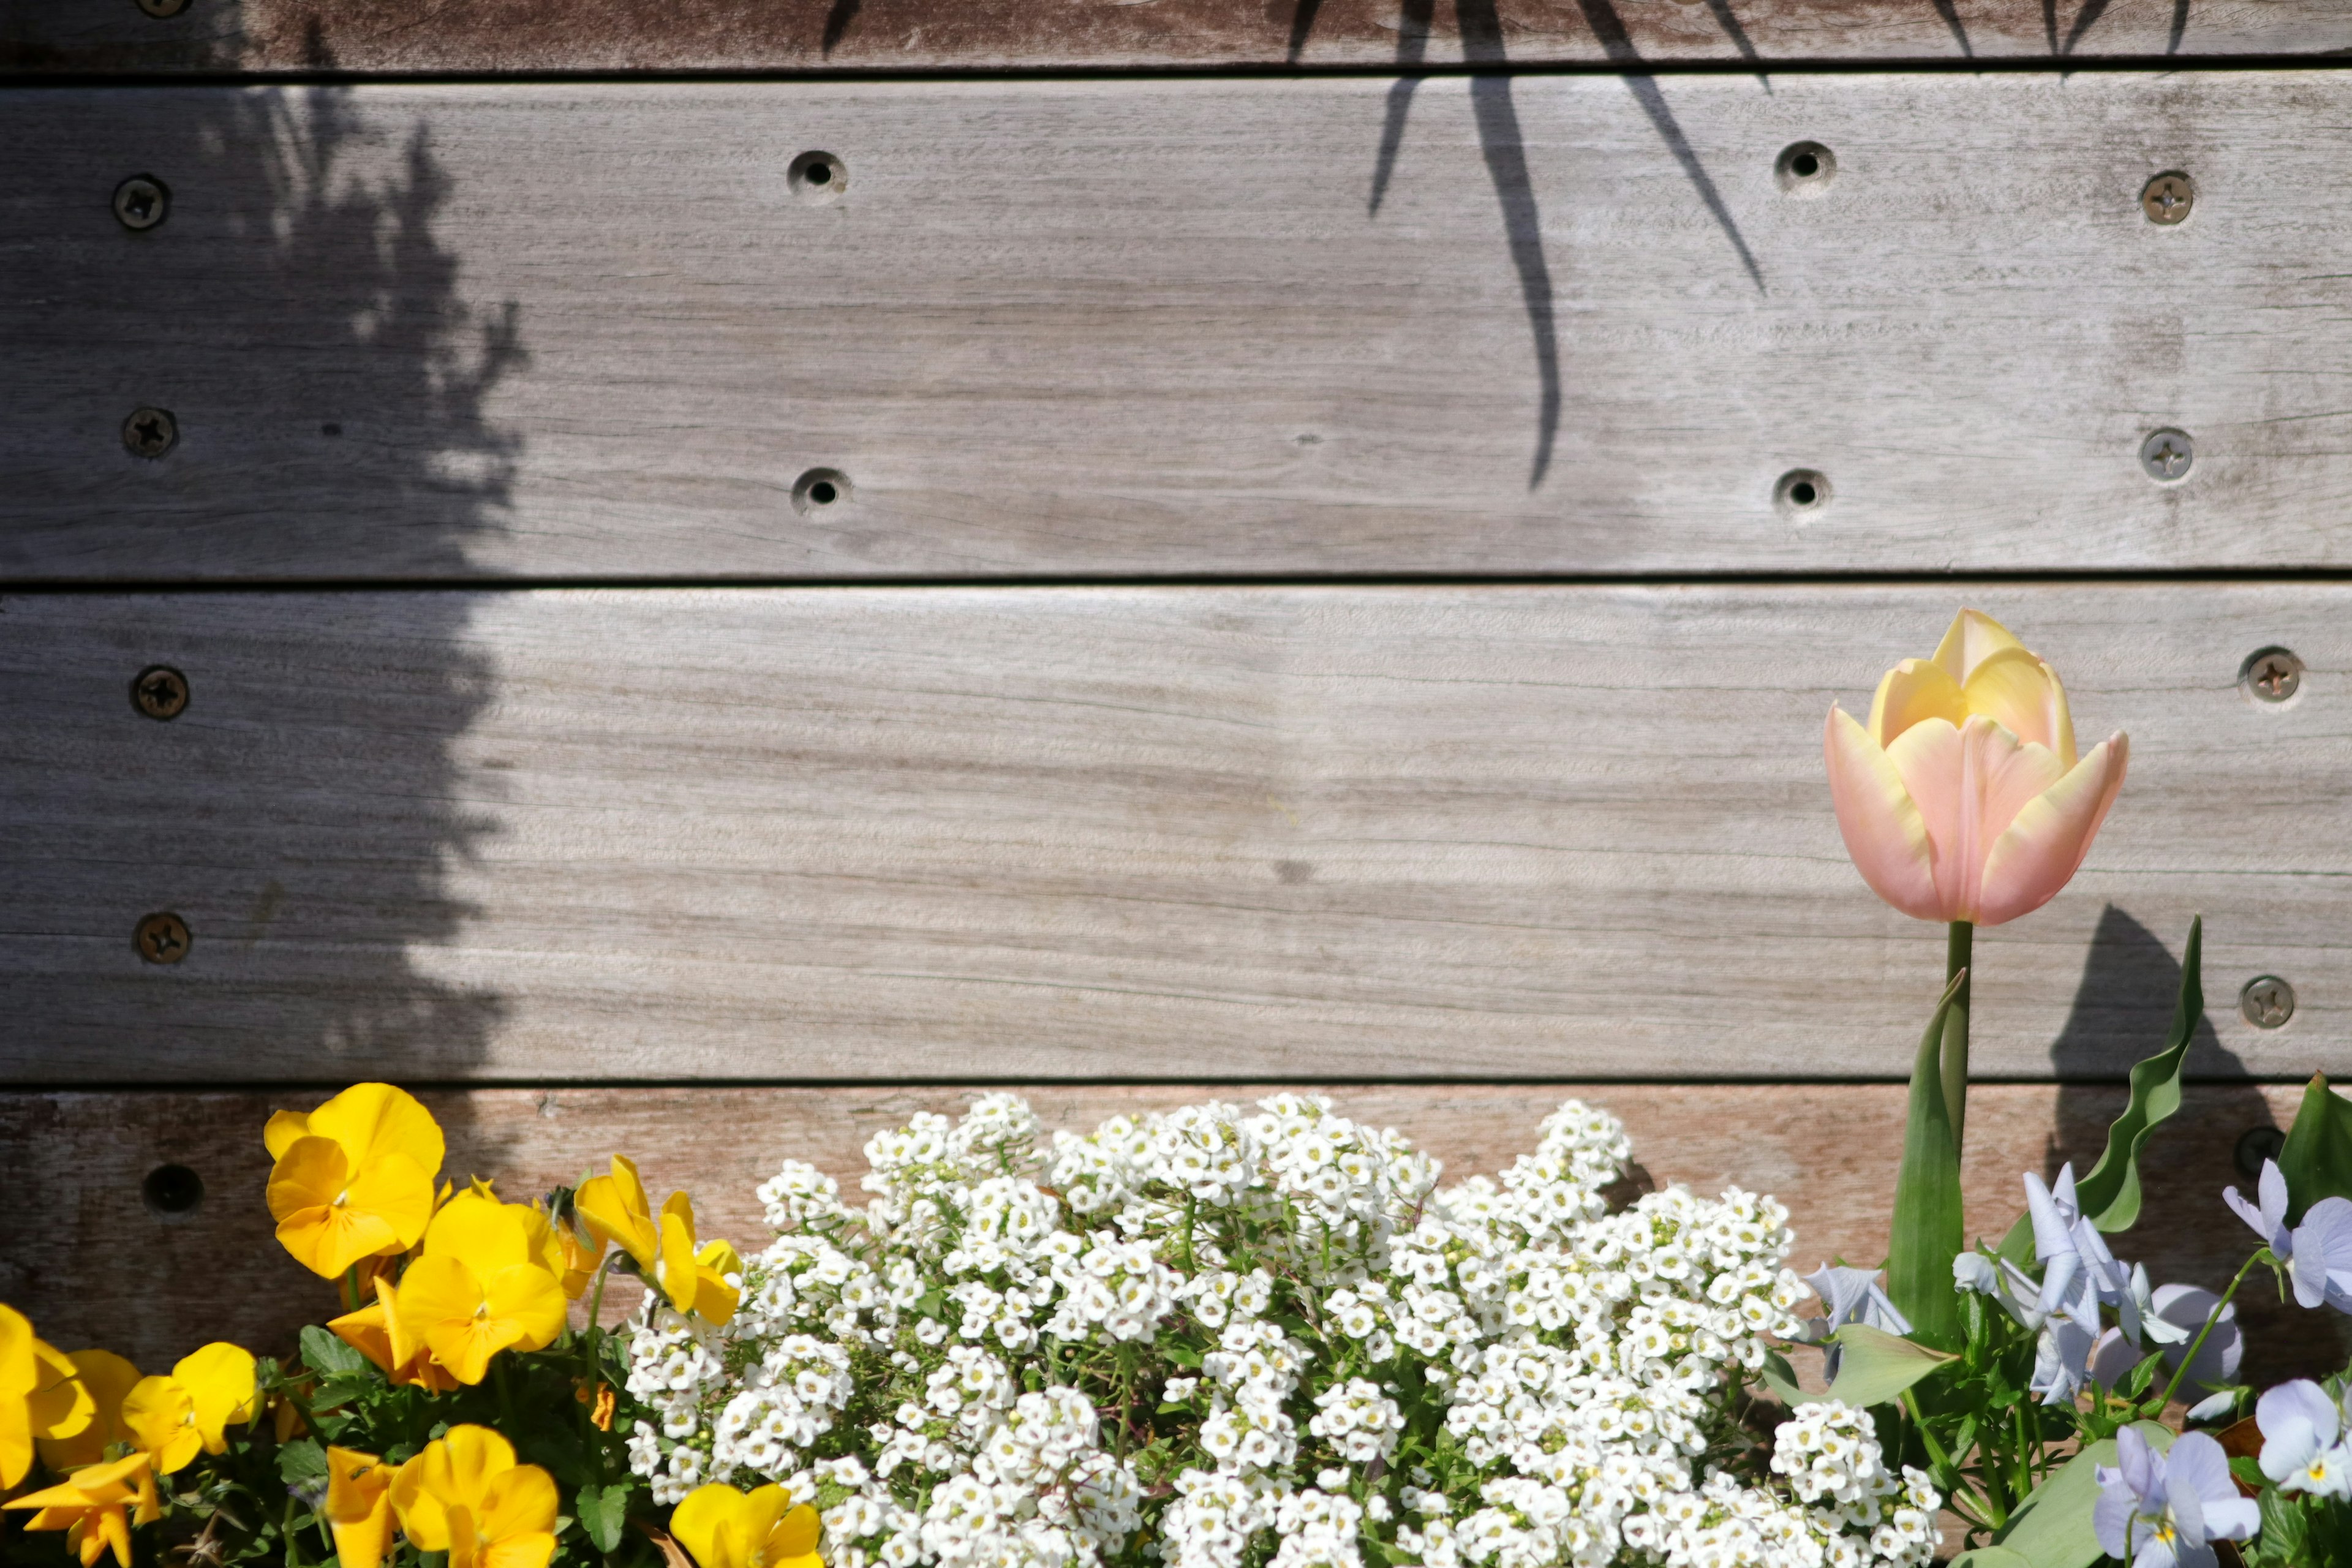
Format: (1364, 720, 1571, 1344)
(1823, 1324, 1956, 1408)
(1886, 971, 1970, 1351)
(2281, 1071, 2352, 1224)
(1997, 918, 2201, 1257)
(1980, 1424, 2171, 1568)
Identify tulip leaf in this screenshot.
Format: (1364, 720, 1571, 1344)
(1755, 1348, 1824, 1408)
(1987, 1422, 2173, 1568)
(2279, 1071, 2352, 1224)
(1999, 917, 2201, 1256)
(1948, 1550, 2032, 1568)
(1885, 970, 1970, 1350)
(1822, 1324, 1956, 1408)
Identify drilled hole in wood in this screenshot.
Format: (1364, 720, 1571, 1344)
(143, 1163, 204, 1216)
(789, 151, 848, 204)
(1774, 468, 1830, 516)
(793, 467, 853, 514)
(1776, 141, 1836, 196)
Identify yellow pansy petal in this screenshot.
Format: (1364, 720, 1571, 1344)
(326, 1447, 399, 1568)
(481, 1263, 569, 1353)
(1930, 606, 2026, 684)
(39, 1350, 141, 1474)
(390, 1452, 449, 1550)
(658, 1208, 701, 1316)
(28, 1339, 97, 1442)
(574, 1157, 659, 1272)
(1866, 658, 1967, 750)
(262, 1109, 313, 1161)
(119, 1378, 200, 1475)
(771, 1500, 821, 1559)
(1961, 645, 2076, 766)
(478, 1463, 561, 1542)
(306, 1082, 447, 1178)
(399, 1257, 506, 1386)
(423, 1190, 533, 1271)
(269, 1136, 406, 1278)
(673, 1483, 753, 1568)
(172, 1343, 257, 1451)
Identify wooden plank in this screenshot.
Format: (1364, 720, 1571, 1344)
(2, 582, 2344, 1082)
(12, 74, 2352, 579)
(7, 1084, 2336, 1385)
(7, 0, 2348, 74)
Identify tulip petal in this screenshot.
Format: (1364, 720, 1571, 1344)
(1932, 607, 2026, 684)
(1962, 646, 2077, 766)
(1823, 706, 1942, 920)
(1885, 715, 2067, 924)
(306, 1082, 447, 1180)
(1975, 734, 2128, 928)
(1868, 658, 1967, 750)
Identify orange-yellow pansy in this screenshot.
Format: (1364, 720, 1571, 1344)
(325, 1446, 401, 1568)
(575, 1158, 739, 1324)
(120, 1343, 258, 1474)
(1824, 608, 2128, 929)
(671, 1484, 824, 1568)
(327, 1298, 461, 1392)
(3, 1452, 159, 1568)
(389, 1424, 559, 1568)
(393, 1192, 567, 1385)
(0, 1305, 96, 1487)
(266, 1082, 444, 1278)
(36, 1350, 141, 1474)
(522, 1198, 605, 1300)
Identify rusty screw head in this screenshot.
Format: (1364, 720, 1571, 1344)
(130, 665, 189, 721)
(134, 911, 192, 965)
(123, 407, 177, 459)
(2241, 646, 2304, 704)
(134, 0, 190, 15)
(2139, 428, 2193, 482)
(2241, 974, 2296, 1029)
(112, 175, 169, 232)
(2142, 172, 2195, 225)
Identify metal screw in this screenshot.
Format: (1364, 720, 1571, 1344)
(2241, 646, 2304, 704)
(134, 0, 190, 15)
(112, 175, 169, 232)
(134, 911, 192, 965)
(123, 407, 178, 459)
(130, 665, 189, 721)
(2139, 428, 2193, 481)
(2141, 172, 2195, 225)
(2241, 974, 2296, 1030)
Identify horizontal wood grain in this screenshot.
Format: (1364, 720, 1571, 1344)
(13, 75, 2352, 578)
(6, 0, 2345, 73)
(6, 1084, 2337, 1385)
(2, 583, 2344, 1082)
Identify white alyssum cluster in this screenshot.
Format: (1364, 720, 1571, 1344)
(624, 1092, 1939, 1568)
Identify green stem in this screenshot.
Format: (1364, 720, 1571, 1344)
(1942, 921, 1973, 1150)
(2151, 1251, 2263, 1414)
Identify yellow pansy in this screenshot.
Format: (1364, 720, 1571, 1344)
(672, 1484, 824, 1568)
(325, 1446, 401, 1568)
(393, 1192, 567, 1385)
(3, 1452, 159, 1568)
(575, 1158, 739, 1324)
(327, 1297, 461, 1392)
(522, 1197, 606, 1300)
(0, 1305, 96, 1487)
(119, 1343, 258, 1474)
(36, 1350, 141, 1474)
(389, 1425, 559, 1568)
(266, 1083, 444, 1278)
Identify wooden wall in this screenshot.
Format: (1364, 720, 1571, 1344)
(4, 0, 2345, 1371)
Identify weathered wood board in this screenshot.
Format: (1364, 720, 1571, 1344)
(6, 1084, 2330, 1382)
(3, 583, 2340, 1083)
(12, 74, 2352, 579)
(7, 0, 2345, 74)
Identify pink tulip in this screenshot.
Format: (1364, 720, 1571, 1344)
(1825, 609, 2127, 927)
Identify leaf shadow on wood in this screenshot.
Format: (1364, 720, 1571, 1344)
(0, 17, 524, 1362)
(2041, 907, 2340, 1386)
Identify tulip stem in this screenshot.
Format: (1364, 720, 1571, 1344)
(1942, 922, 1973, 1150)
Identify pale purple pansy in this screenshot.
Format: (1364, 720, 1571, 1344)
(2093, 1428, 2260, 1568)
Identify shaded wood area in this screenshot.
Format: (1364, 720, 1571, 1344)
(6, 0, 2344, 74)
(13, 74, 2352, 579)
(4, 1084, 2331, 1384)
(2, 583, 2340, 1083)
